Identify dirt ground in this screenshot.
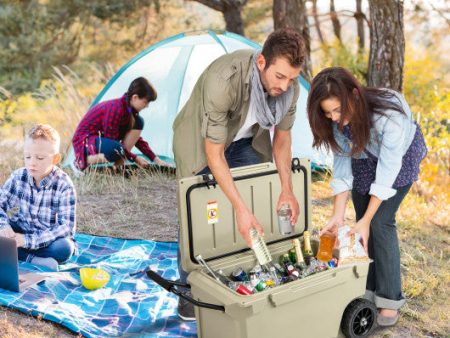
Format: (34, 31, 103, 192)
(0, 170, 447, 337)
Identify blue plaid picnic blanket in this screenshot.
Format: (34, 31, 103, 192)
(0, 234, 197, 337)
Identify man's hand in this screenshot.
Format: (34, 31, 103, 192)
(277, 191, 299, 225)
(135, 156, 150, 168)
(236, 207, 264, 247)
(0, 225, 16, 238)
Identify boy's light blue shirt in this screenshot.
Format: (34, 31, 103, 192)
(0, 167, 76, 250)
(331, 91, 417, 200)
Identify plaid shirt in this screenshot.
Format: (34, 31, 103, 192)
(0, 167, 76, 250)
(72, 95, 156, 170)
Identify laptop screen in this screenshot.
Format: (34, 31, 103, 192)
(0, 236, 20, 292)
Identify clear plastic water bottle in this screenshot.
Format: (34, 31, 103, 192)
(249, 228, 272, 266)
(277, 204, 293, 235)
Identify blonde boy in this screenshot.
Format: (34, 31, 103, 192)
(0, 124, 76, 270)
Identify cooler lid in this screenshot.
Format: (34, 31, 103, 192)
(177, 158, 312, 272)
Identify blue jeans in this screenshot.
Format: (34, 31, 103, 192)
(95, 137, 125, 162)
(178, 137, 261, 284)
(10, 223, 76, 263)
(18, 237, 75, 263)
(93, 115, 145, 162)
(352, 184, 412, 310)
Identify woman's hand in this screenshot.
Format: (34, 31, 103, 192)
(348, 195, 380, 253)
(154, 157, 171, 167)
(349, 217, 371, 253)
(135, 156, 150, 168)
(321, 215, 344, 237)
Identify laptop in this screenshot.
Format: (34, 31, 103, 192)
(0, 236, 47, 292)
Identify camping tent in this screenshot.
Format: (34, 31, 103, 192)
(63, 31, 331, 169)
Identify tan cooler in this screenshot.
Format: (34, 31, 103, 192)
(147, 159, 376, 338)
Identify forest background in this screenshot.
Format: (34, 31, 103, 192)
(0, 0, 448, 337)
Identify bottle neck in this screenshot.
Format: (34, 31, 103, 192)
(293, 239, 305, 263)
(303, 231, 312, 253)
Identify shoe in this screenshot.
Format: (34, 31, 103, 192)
(70, 160, 84, 177)
(377, 312, 400, 327)
(177, 295, 196, 321)
(30, 256, 59, 271)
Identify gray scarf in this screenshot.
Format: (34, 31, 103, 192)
(250, 51, 294, 130)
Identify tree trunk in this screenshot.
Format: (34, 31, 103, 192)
(355, 0, 365, 52)
(312, 0, 326, 45)
(330, 0, 342, 42)
(368, 0, 404, 91)
(222, 2, 245, 35)
(191, 0, 247, 36)
(273, 0, 312, 81)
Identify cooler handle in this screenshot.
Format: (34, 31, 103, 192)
(146, 269, 225, 312)
(269, 271, 346, 307)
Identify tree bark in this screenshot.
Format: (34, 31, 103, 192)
(191, 0, 247, 36)
(368, 0, 405, 91)
(273, 0, 312, 82)
(330, 0, 342, 42)
(355, 0, 365, 52)
(312, 0, 326, 45)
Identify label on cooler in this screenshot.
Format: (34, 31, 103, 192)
(207, 201, 219, 224)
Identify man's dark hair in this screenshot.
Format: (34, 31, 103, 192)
(261, 28, 305, 69)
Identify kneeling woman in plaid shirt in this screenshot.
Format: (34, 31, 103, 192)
(72, 77, 169, 172)
(0, 124, 76, 270)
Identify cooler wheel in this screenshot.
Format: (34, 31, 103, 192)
(341, 298, 377, 338)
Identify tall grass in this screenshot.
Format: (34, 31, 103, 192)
(0, 64, 114, 161)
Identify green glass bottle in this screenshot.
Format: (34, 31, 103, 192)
(303, 231, 314, 265)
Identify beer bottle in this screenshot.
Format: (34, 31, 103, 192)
(288, 248, 297, 264)
(196, 254, 228, 285)
(279, 253, 291, 266)
(292, 238, 307, 271)
(303, 230, 314, 265)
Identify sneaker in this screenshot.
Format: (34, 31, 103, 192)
(377, 311, 400, 327)
(70, 160, 85, 177)
(30, 256, 59, 271)
(177, 295, 195, 321)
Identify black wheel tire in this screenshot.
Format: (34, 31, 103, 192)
(341, 298, 377, 338)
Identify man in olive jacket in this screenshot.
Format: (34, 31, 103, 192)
(173, 28, 305, 320)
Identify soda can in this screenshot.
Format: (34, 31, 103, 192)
(328, 258, 338, 268)
(254, 280, 267, 292)
(232, 267, 249, 282)
(285, 264, 299, 278)
(265, 279, 276, 287)
(252, 264, 262, 276)
(280, 276, 289, 284)
(235, 283, 253, 295)
(249, 273, 259, 287)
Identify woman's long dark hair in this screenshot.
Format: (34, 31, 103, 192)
(124, 77, 157, 134)
(307, 67, 405, 155)
(126, 77, 157, 103)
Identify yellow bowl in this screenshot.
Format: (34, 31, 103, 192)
(80, 268, 110, 290)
